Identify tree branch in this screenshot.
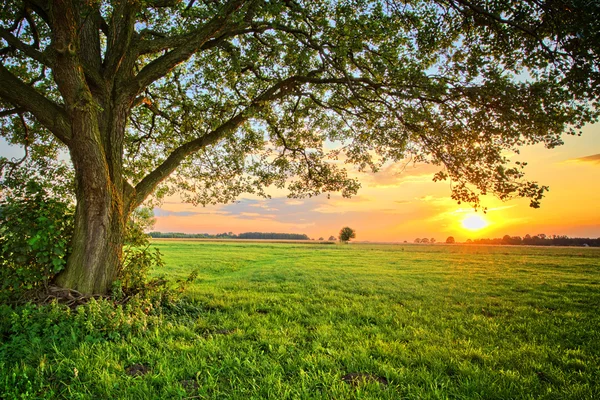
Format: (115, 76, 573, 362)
(136, 25, 267, 55)
(130, 70, 308, 207)
(103, 0, 139, 82)
(127, 0, 247, 98)
(0, 107, 25, 118)
(0, 28, 51, 66)
(146, 0, 182, 7)
(0, 64, 71, 144)
(445, 0, 557, 57)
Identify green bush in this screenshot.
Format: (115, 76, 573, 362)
(0, 180, 74, 301)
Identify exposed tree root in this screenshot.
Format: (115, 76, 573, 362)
(37, 285, 111, 308)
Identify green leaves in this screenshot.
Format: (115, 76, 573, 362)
(0, 163, 74, 301)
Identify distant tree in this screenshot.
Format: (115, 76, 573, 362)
(339, 227, 356, 243)
(414, 238, 421, 243)
(538, 234, 547, 240)
(446, 236, 455, 244)
(466, 239, 473, 244)
(430, 238, 436, 244)
(318, 237, 324, 241)
(421, 238, 430, 244)
(328, 236, 337, 241)
(502, 235, 512, 244)
(524, 234, 532, 240)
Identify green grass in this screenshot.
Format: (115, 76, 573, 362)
(2, 241, 600, 399)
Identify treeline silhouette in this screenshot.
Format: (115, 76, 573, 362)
(149, 231, 310, 240)
(466, 234, 599, 247)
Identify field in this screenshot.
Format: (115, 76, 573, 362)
(2, 241, 600, 399)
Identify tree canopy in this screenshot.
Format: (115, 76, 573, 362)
(0, 0, 598, 293)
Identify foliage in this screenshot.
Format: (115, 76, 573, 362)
(0, 0, 598, 209)
(0, 161, 74, 301)
(339, 227, 356, 242)
(117, 208, 165, 297)
(446, 236, 456, 244)
(328, 235, 337, 241)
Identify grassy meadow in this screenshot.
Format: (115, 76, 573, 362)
(2, 241, 600, 399)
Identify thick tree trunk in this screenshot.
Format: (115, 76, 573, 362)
(53, 105, 129, 295)
(54, 188, 125, 295)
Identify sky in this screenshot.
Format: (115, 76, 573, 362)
(2, 123, 598, 243)
(152, 123, 600, 242)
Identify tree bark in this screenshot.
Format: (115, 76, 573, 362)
(53, 107, 128, 295)
(54, 185, 125, 295)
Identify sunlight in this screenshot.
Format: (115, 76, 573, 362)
(461, 214, 489, 231)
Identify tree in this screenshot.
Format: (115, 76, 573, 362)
(421, 238, 430, 244)
(328, 236, 336, 241)
(430, 238, 436, 244)
(414, 238, 421, 244)
(339, 227, 356, 243)
(1, 1, 598, 294)
(318, 237, 324, 241)
(446, 237, 455, 244)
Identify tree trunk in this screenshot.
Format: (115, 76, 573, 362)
(53, 107, 128, 295)
(54, 189, 125, 295)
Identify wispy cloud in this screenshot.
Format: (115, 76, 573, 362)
(365, 162, 440, 187)
(220, 197, 327, 224)
(565, 153, 600, 165)
(153, 208, 200, 217)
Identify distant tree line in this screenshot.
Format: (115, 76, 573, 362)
(414, 238, 436, 244)
(148, 232, 310, 240)
(466, 234, 599, 247)
(237, 232, 310, 240)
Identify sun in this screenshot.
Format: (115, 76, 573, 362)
(461, 214, 489, 231)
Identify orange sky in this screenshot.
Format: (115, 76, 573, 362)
(153, 123, 600, 242)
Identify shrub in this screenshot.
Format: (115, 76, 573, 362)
(0, 180, 73, 301)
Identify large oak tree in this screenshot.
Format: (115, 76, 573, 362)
(0, 0, 598, 294)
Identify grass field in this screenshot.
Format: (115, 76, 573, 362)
(2, 241, 599, 399)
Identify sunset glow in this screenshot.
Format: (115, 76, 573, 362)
(461, 214, 489, 231)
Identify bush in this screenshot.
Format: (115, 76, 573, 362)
(0, 180, 73, 301)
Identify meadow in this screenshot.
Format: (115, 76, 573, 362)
(2, 241, 599, 399)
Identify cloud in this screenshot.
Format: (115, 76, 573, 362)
(220, 197, 328, 224)
(565, 154, 600, 165)
(365, 162, 441, 187)
(153, 208, 200, 217)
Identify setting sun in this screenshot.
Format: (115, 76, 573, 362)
(461, 214, 489, 231)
